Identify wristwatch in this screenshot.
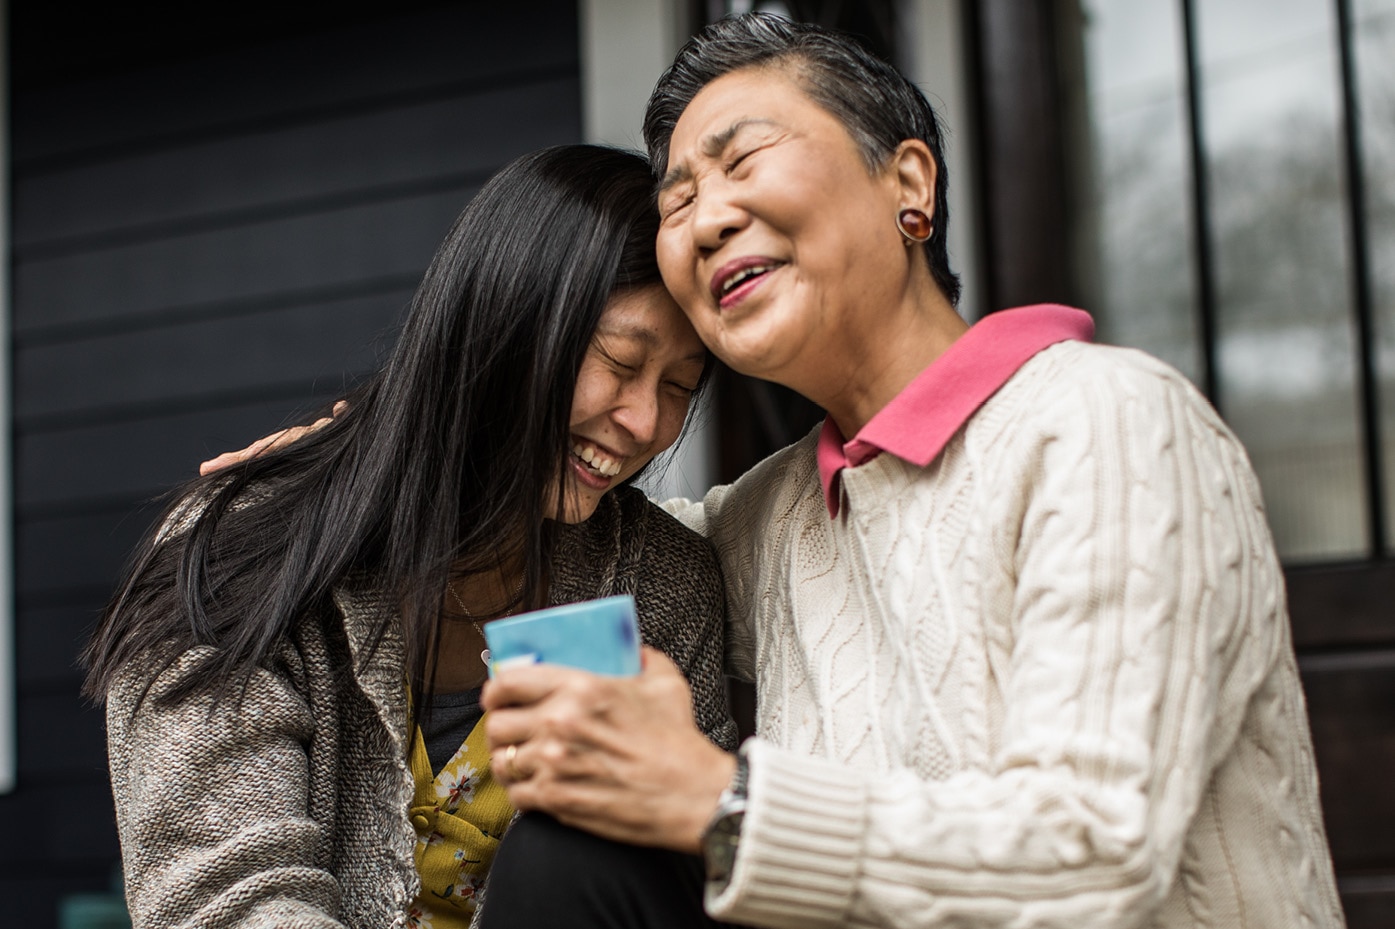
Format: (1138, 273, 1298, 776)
(701, 751, 749, 892)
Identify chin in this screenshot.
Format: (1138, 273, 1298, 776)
(555, 495, 602, 525)
(708, 315, 805, 380)
(713, 335, 794, 383)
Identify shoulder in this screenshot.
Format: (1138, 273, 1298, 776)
(106, 636, 319, 745)
(703, 424, 823, 527)
(981, 341, 1228, 453)
(152, 475, 279, 552)
(607, 488, 724, 639)
(1012, 341, 1212, 414)
(613, 486, 722, 584)
(731, 424, 822, 497)
(980, 342, 1270, 529)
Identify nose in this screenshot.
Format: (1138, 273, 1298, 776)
(690, 182, 748, 253)
(611, 380, 660, 447)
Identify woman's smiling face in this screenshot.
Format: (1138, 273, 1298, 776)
(654, 65, 911, 393)
(555, 284, 708, 524)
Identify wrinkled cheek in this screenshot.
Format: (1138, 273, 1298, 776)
(656, 248, 699, 309)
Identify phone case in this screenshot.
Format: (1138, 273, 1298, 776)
(483, 594, 641, 677)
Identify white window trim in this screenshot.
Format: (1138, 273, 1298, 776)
(901, 0, 982, 321)
(579, 0, 719, 502)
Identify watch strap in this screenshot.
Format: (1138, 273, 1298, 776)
(702, 751, 750, 891)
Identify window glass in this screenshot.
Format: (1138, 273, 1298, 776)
(1197, 0, 1368, 561)
(1354, 0, 1395, 554)
(1079, 0, 1202, 383)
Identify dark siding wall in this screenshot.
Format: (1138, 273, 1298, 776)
(3, 5, 582, 926)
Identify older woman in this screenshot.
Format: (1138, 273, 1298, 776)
(479, 13, 1345, 929)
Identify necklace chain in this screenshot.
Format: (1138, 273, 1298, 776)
(448, 573, 525, 629)
(447, 573, 525, 671)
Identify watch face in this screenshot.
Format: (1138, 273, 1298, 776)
(712, 809, 744, 840)
(703, 808, 745, 886)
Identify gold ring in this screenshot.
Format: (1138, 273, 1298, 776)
(505, 743, 522, 782)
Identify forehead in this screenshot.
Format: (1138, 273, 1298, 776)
(665, 66, 832, 166)
(597, 286, 704, 355)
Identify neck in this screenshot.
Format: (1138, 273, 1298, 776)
(429, 556, 529, 692)
(431, 619, 490, 691)
(448, 558, 526, 618)
(803, 283, 967, 439)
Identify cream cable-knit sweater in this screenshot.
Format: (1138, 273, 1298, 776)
(671, 341, 1345, 929)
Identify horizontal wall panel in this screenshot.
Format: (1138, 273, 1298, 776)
(14, 77, 579, 250)
(12, 1, 579, 165)
(0, 783, 121, 866)
(16, 394, 345, 515)
(0, 873, 123, 927)
(13, 186, 474, 335)
(15, 288, 406, 422)
(1301, 654, 1395, 869)
(7, 2, 584, 926)
(19, 503, 170, 601)
(17, 603, 106, 689)
(18, 692, 109, 781)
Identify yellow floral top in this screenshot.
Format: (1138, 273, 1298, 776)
(405, 711, 514, 929)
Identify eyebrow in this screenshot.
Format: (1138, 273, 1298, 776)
(658, 118, 779, 193)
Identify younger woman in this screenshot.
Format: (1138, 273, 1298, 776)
(83, 145, 737, 929)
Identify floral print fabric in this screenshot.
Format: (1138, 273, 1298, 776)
(407, 711, 514, 928)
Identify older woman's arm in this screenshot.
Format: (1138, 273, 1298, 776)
(486, 358, 1325, 929)
(695, 358, 1309, 929)
(107, 650, 350, 929)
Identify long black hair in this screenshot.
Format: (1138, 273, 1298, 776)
(83, 144, 672, 712)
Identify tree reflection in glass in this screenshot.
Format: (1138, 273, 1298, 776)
(1078, 0, 1388, 562)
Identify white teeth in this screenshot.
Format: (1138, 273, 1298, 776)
(571, 442, 623, 478)
(721, 263, 776, 296)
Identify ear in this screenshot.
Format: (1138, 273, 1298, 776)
(889, 140, 938, 220)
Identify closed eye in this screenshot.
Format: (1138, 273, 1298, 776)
(661, 193, 694, 221)
(723, 149, 754, 173)
(593, 343, 639, 372)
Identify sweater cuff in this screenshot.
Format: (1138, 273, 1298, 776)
(705, 739, 865, 928)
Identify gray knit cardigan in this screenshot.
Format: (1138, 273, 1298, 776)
(105, 485, 737, 929)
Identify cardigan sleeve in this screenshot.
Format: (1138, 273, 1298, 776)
(634, 501, 740, 752)
(107, 648, 349, 929)
(659, 428, 823, 684)
(705, 355, 1291, 929)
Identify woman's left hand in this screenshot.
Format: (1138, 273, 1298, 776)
(481, 645, 737, 853)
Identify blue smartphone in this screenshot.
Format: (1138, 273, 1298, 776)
(483, 594, 641, 678)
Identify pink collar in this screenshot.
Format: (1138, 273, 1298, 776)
(817, 304, 1095, 516)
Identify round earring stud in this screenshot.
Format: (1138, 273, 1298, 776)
(896, 208, 932, 245)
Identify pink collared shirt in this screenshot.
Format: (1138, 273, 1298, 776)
(817, 304, 1095, 516)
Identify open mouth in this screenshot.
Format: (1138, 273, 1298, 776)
(570, 437, 623, 479)
(712, 259, 783, 308)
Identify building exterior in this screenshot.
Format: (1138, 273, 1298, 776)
(2, 2, 1389, 927)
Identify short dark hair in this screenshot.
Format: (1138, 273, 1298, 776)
(643, 12, 961, 306)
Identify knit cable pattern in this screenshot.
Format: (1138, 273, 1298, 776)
(680, 342, 1345, 929)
